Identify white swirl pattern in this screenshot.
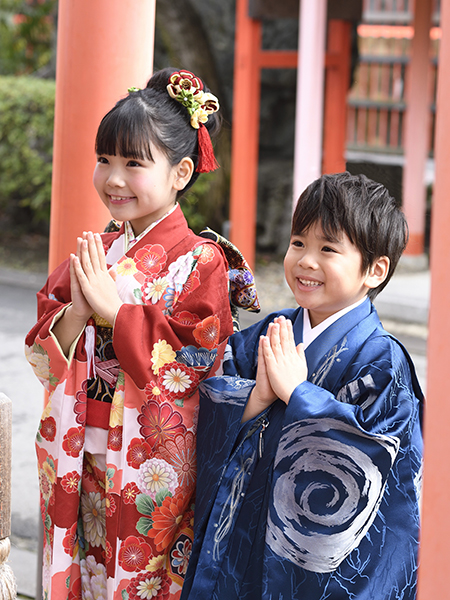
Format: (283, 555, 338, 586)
(266, 418, 399, 573)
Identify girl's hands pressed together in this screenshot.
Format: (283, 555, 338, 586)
(262, 316, 307, 404)
(71, 231, 123, 325)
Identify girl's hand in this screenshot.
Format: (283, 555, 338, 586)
(242, 335, 277, 422)
(69, 252, 93, 322)
(72, 232, 123, 324)
(262, 316, 307, 404)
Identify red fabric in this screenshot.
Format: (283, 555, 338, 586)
(86, 398, 111, 429)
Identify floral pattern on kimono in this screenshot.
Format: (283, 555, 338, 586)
(25, 205, 233, 600)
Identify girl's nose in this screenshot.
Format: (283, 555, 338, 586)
(106, 168, 125, 188)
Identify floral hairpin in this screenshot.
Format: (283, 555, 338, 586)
(167, 70, 220, 173)
(127, 86, 141, 93)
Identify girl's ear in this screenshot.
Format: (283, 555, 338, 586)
(364, 256, 390, 291)
(173, 157, 194, 191)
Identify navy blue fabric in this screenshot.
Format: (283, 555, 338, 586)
(182, 299, 423, 599)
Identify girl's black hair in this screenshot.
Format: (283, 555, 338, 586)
(95, 68, 221, 196)
(291, 172, 409, 300)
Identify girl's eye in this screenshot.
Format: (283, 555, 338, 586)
(127, 160, 142, 167)
(97, 156, 109, 164)
(322, 246, 336, 253)
(291, 239, 304, 248)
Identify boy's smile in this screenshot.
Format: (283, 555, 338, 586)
(284, 224, 373, 328)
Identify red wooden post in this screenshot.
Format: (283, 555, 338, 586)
(402, 0, 432, 256)
(417, 0, 450, 597)
(49, 0, 156, 271)
(229, 0, 262, 269)
(322, 20, 352, 175)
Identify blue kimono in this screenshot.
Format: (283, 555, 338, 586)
(181, 299, 423, 600)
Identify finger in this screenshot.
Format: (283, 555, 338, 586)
(269, 322, 281, 355)
(286, 318, 295, 345)
(296, 342, 305, 356)
(85, 232, 102, 272)
(94, 233, 108, 271)
(72, 253, 88, 283)
(278, 317, 291, 349)
(79, 238, 94, 274)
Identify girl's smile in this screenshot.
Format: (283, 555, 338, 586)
(93, 146, 190, 236)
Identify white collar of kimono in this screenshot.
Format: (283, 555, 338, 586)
(124, 203, 179, 251)
(302, 295, 367, 350)
(105, 204, 178, 268)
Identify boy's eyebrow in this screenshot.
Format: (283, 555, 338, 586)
(292, 231, 343, 244)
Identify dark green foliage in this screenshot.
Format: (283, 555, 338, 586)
(0, 0, 57, 77)
(0, 75, 55, 230)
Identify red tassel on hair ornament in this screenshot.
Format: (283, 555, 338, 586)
(197, 124, 219, 173)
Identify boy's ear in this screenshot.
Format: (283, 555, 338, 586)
(173, 157, 194, 191)
(364, 256, 390, 291)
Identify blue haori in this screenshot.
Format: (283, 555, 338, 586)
(181, 298, 423, 600)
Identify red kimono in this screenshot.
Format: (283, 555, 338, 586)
(25, 205, 234, 600)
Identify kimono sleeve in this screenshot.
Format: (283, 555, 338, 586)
(24, 258, 77, 390)
(266, 333, 423, 574)
(113, 242, 234, 389)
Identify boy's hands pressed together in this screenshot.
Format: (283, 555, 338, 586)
(262, 316, 307, 404)
(72, 231, 123, 325)
(242, 335, 278, 422)
(241, 316, 307, 422)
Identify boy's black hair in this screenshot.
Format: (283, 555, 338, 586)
(291, 172, 408, 300)
(95, 68, 221, 197)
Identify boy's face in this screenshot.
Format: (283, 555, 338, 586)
(284, 224, 371, 328)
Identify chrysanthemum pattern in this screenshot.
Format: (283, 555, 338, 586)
(137, 458, 178, 500)
(81, 491, 106, 548)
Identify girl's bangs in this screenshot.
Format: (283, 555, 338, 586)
(95, 105, 154, 161)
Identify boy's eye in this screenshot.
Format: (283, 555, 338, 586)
(322, 246, 336, 253)
(291, 239, 304, 248)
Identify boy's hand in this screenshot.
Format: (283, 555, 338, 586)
(263, 316, 307, 404)
(72, 232, 123, 325)
(241, 335, 277, 422)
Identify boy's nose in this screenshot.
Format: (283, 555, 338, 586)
(298, 252, 318, 269)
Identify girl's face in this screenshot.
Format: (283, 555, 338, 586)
(93, 145, 186, 236)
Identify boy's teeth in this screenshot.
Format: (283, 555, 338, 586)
(299, 278, 321, 287)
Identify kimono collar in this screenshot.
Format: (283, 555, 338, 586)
(292, 298, 381, 390)
(124, 203, 178, 251)
(302, 296, 367, 349)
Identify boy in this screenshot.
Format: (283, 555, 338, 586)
(181, 172, 423, 600)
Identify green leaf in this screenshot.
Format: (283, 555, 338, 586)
(136, 516, 153, 536)
(155, 487, 171, 507)
(136, 493, 155, 516)
(122, 590, 129, 600)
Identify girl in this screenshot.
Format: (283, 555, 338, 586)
(25, 68, 240, 600)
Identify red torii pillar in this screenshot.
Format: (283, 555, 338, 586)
(229, 0, 351, 268)
(402, 0, 433, 257)
(417, 0, 450, 595)
(49, 0, 156, 272)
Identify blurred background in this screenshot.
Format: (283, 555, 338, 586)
(0, 1, 437, 596)
(0, 0, 439, 269)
